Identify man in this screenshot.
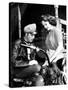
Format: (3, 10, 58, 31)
(12, 23, 44, 86)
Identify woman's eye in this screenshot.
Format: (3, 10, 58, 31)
(45, 24, 47, 25)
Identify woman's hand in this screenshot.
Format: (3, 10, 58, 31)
(29, 60, 38, 65)
(42, 60, 48, 67)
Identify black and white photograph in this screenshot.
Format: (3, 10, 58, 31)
(9, 1, 67, 88)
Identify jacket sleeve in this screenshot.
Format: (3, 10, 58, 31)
(11, 39, 21, 64)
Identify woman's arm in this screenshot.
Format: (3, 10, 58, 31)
(50, 42, 64, 62)
(50, 29, 64, 62)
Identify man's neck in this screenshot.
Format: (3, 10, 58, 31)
(24, 37, 33, 45)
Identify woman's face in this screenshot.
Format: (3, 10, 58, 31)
(41, 21, 50, 30)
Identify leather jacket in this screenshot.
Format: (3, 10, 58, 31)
(12, 39, 39, 66)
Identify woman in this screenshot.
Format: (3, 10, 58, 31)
(41, 15, 65, 71)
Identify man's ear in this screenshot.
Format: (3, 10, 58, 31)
(25, 33, 28, 37)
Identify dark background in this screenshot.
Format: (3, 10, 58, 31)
(9, 3, 66, 87)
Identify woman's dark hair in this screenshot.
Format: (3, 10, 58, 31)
(41, 14, 57, 26)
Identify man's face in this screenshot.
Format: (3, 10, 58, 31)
(41, 21, 50, 30)
(26, 32, 35, 43)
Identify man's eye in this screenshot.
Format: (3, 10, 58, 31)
(29, 33, 34, 36)
(31, 34, 34, 36)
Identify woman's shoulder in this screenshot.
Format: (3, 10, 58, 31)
(49, 27, 61, 36)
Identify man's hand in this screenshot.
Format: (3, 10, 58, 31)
(36, 47, 40, 52)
